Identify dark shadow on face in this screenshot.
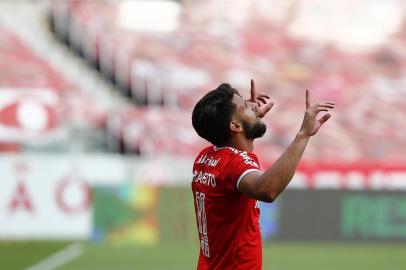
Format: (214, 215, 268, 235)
(242, 119, 267, 140)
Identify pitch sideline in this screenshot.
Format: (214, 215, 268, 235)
(24, 243, 84, 270)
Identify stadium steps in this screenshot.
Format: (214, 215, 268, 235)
(0, 0, 130, 112)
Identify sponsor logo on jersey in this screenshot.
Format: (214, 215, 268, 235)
(197, 155, 220, 167)
(239, 151, 259, 168)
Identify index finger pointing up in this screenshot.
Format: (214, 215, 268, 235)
(250, 79, 257, 102)
(306, 89, 311, 109)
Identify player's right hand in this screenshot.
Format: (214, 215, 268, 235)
(298, 90, 335, 137)
(249, 79, 274, 119)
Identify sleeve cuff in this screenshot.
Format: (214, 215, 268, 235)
(236, 169, 261, 190)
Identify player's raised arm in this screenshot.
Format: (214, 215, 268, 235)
(239, 89, 335, 202)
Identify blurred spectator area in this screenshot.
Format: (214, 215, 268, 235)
(39, 0, 406, 161)
(0, 22, 105, 152)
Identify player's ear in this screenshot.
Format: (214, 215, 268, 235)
(230, 119, 242, 133)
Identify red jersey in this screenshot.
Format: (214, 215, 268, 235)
(192, 145, 262, 270)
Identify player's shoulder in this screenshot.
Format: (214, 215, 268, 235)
(194, 145, 259, 168)
(232, 149, 260, 168)
(217, 146, 260, 168)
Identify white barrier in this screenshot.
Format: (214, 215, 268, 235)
(0, 153, 193, 240)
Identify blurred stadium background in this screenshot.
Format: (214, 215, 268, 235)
(1, 0, 406, 269)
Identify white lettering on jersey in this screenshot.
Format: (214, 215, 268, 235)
(196, 155, 220, 167)
(239, 151, 259, 168)
(193, 170, 216, 187)
(195, 191, 210, 257)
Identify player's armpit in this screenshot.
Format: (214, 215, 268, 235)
(238, 171, 275, 203)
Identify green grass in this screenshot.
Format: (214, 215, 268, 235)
(0, 241, 68, 270)
(1, 241, 406, 270)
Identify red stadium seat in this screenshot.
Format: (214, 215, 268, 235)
(48, 0, 406, 162)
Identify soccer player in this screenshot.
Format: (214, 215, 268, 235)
(191, 79, 335, 269)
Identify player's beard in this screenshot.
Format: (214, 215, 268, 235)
(242, 119, 267, 139)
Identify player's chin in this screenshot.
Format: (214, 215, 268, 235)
(247, 121, 267, 139)
(256, 121, 267, 136)
(257, 118, 267, 128)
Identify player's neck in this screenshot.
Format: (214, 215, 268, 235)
(229, 137, 254, 153)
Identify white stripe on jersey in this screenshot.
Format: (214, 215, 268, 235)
(236, 169, 261, 190)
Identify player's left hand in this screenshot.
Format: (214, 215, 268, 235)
(248, 79, 274, 118)
(299, 89, 335, 137)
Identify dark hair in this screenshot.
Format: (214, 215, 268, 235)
(192, 83, 239, 146)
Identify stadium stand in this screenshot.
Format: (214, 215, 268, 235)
(0, 1, 130, 153)
(45, 0, 406, 162)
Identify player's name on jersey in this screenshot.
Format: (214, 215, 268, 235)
(193, 170, 216, 187)
(196, 155, 220, 167)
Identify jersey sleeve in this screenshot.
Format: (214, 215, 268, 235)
(225, 151, 261, 192)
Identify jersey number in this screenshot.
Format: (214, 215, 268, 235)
(195, 191, 210, 257)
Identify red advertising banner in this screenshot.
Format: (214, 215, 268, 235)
(284, 161, 406, 190)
